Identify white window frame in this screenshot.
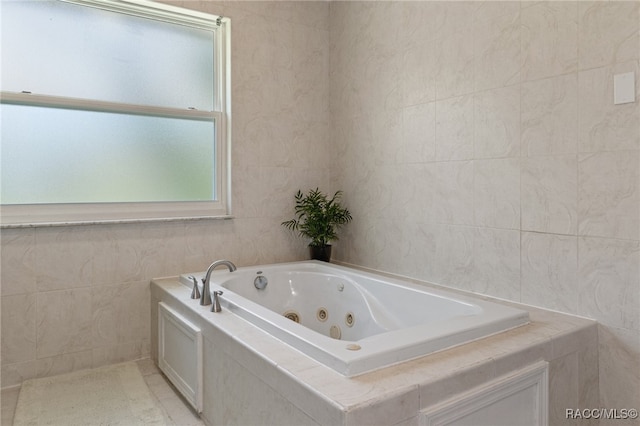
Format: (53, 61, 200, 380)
(0, 0, 232, 227)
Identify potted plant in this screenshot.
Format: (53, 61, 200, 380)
(281, 188, 353, 262)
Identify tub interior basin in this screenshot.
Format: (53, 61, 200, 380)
(181, 261, 529, 376)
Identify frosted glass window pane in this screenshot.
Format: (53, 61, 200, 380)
(1, 0, 214, 110)
(0, 104, 216, 204)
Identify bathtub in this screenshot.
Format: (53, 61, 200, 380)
(181, 261, 529, 376)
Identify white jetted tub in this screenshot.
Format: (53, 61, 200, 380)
(182, 261, 529, 376)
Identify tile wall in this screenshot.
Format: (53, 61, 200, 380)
(1, 1, 639, 424)
(329, 1, 640, 422)
(0, 0, 331, 388)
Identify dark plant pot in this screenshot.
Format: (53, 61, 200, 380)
(309, 244, 332, 262)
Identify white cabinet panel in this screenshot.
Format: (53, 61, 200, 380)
(158, 302, 203, 413)
(421, 362, 548, 426)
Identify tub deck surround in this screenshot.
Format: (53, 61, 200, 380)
(178, 261, 529, 376)
(151, 268, 598, 426)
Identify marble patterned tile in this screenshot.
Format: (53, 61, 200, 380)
(1, 386, 20, 426)
(136, 358, 160, 377)
(435, 30, 476, 100)
(522, 156, 578, 235)
(474, 158, 520, 229)
(402, 2, 474, 50)
(471, 227, 520, 301)
(549, 352, 579, 426)
(402, 39, 437, 107)
(360, 52, 404, 116)
(258, 167, 309, 220)
(34, 350, 94, 381)
(578, 1, 639, 70)
(345, 385, 420, 426)
(402, 102, 436, 164)
(291, 1, 329, 31)
(1, 360, 36, 389)
(474, 1, 521, 24)
(598, 325, 640, 421)
(521, 232, 578, 314)
(578, 61, 640, 153)
(400, 221, 438, 282)
(1, 294, 36, 365)
(91, 221, 186, 286)
(256, 112, 299, 169)
(432, 225, 475, 291)
(0, 228, 36, 296)
(403, 164, 438, 226)
(36, 288, 93, 358)
(183, 219, 240, 273)
(577, 343, 600, 411)
(435, 94, 474, 161)
(521, 1, 578, 82)
(521, 73, 578, 157)
(292, 120, 332, 170)
(420, 361, 497, 408)
(400, 2, 441, 50)
(474, 10, 521, 92)
(34, 226, 93, 291)
(434, 161, 474, 226)
(367, 110, 404, 167)
(578, 237, 640, 330)
(474, 85, 521, 159)
(578, 150, 640, 240)
(91, 281, 150, 348)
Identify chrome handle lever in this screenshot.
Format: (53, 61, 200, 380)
(212, 290, 224, 313)
(189, 276, 200, 300)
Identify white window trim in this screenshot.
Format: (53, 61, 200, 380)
(0, 0, 232, 227)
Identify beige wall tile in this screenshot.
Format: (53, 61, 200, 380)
(432, 225, 475, 291)
(522, 156, 578, 235)
(0, 228, 36, 296)
(472, 228, 520, 300)
(521, 73, 578, 157)
(578, 151, 640, 240)
(2, 3, 639, 418)
(521, 1, 578, 82)
(402, 40, 438, 106)
(435, 161, 474, 226)
(521, 232, 578, 314)
(598, 325, 640, 421)
(579, 237, 640, 330)
(474, 85, 521, 159)
(34, 227, 93, 291)
(436, 95, 474, 161)
(1, 294, 36, 365)
(474, 10, 521, 92)
(474, 158, 520, 229)
(578, 1, 639, 70)
(578, 61, 640, 153)
(549, 352, 579, 426)
(36, 288, 93, 358)
(436, 31, 476, 100)
(402, 102, 436, 164)
(91, 281, 150, 348)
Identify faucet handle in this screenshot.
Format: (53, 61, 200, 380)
(188, 276, 201, 300)
(212, 290, 224, 313)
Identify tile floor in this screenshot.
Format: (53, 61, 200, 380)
(1, 358, 205, 426)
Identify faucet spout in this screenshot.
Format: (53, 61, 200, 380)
(200, 260, 236, 306)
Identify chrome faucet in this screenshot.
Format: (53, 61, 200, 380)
(200, 260, 236, 307)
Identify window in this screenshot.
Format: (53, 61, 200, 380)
(0, 0, 231, 225)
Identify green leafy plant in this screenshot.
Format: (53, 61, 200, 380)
(281, 188, 353, 248)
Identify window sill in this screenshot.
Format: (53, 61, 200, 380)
(1, 202, 233, 228)
(0, 214, 234, 229)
